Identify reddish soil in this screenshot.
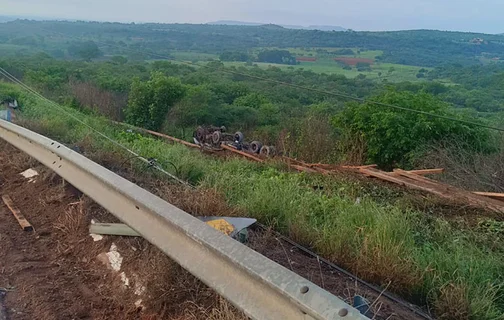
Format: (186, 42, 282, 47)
(0, 145, 143, 319)
(296, 57, 317, 62)
(0, 142, 235, 320)
(0, 140, 427, 320)
(334, 57, 375, 65)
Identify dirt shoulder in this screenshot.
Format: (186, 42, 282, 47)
(0, 144, 139, 319)
(0, 141, 426, 320)
(0, 142, 245, 320)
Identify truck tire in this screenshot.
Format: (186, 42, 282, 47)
(234, 131, 244, 143)
(250, 141, 263, 154)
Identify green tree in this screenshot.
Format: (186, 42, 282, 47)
(170, 86, 216, 128)
(257, 49, 297, 65)
(219, 51, 251, 62)
(125, 72, 186, 130)
(234, 93, 268, 108)
(356, 62, 371, 71)
(68, 41, 102, 61)
(333, 90, 489, 168)
(110, 56, 128, 65)
(258, 103, 280, 125)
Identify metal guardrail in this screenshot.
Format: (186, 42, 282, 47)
(0, 119, 368, 320)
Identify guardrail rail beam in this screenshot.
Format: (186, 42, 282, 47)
(0, 119, 368, 320)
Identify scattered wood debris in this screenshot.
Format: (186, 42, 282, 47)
(360, 168, 504, 214)
(1, 195, 34, 231)
(221, 144, 264, 163)
(141, 128, 504, 215)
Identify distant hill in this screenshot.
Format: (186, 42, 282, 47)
(0, 16, 18, 23)
(208, 20, 346, 32)
(0, 15, 74, 23)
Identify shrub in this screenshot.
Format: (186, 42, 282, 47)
(332, 90, 490, 168)
(125, 72, 186, 131)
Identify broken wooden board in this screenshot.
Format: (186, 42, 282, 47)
(221, 144, 264, 163)
(290, 164, 318, 173)
(361, 168, 504, 214)
(395, 169, 504, 213)
(144, 129, 201, 149)
(473, 192, 504, 199)
(391, 168, 444, 176)
(2, 195, 33, 231)
(339, 164, 378, 170)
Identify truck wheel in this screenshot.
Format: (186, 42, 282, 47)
(250, 141, 263, 154)
(195, 126, 205, 143)
(212, 131, 222, 145)
(260, 146, 277, 157)
(234, 132, 244, 143)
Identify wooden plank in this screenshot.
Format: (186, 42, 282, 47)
(280, 156, 308, 167)
(305, 163, 339, 169)
(290, 164, 318, 173)
(145, 129, 201, 149)
(393, 169, 451, 192)
(473, 192, 504, 199)
(391, 168, 444, 176)
(340, 164, 378, 170)
(221, 144, 264, 163)
(90, 223, 141, 237)
(359, 168, 448, 198)
(2, 195, 33, 231)
(393, 170, 504, 213)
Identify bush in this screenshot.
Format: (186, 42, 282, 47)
(125, 72, 186, 131)
(332, 90, 490, 168)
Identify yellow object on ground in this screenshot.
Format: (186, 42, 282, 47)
(205, 219, 235, 235)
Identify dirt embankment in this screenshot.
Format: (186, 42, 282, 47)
(0, 141, 426, 320)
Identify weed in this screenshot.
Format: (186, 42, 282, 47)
(9, 86, 504, 319)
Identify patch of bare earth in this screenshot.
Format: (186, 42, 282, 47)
(0, 140, 424, 319)
(0, 142, 245, 320)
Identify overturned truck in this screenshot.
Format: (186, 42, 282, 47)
(193, 126, 277, 157)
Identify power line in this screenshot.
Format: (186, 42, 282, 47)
(0, 66, 192, 187)
(38, 27, 504, 133)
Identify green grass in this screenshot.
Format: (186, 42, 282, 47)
(3, 81, 504, 319)
(160, 48, 427, 82)
(255, 47, 383, 59)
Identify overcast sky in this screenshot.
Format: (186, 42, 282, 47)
(0, 0, 501, 34)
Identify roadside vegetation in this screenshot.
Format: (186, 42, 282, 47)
(2, 20, 504, 319)
(3, 80, 504, 319)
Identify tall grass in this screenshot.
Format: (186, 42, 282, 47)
(4, 81, 504, 319)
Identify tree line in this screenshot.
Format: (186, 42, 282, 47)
(0, 53, 496, 168)
(3, 20, 504, 67)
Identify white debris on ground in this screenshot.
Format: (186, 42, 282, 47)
(19, 168, 38, 183)
(89, 219, 103, 242)
(135, 299, 144, 310)
(106, 243, 123, 271)
(95, 244, 147, 310)
(120, 272, 130, 287)
(133, 274, 146, 296)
